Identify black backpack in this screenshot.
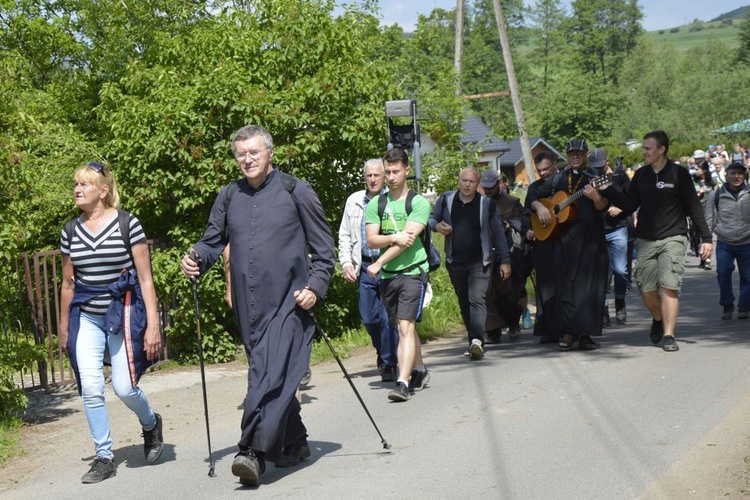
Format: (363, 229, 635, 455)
(377, 190, 441, 273)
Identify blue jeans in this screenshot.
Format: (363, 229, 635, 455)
(76, 312, 156, 460)
(447, 260, 490, 344)
(716, 240, 750, 311)
(605, 227, 629, 299)
(360, 262, 399, 367)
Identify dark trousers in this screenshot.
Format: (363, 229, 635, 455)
(447, 260, 490, 344)
(486, 252, 525, 332)
(360, 261, 399, 367)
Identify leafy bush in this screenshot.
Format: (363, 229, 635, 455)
(150, 248, 238, 364)
(0, 335, 45, 423)
(316, 268, 360, 335)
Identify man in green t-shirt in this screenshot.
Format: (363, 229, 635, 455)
(365, 148, 430, 402)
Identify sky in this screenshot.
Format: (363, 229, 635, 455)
(354, 0, 747, 32)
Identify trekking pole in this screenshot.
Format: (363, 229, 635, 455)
(313, 316, 391, 451)
(189, 250, 217, 477)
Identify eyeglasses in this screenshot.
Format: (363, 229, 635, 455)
(234, 148, 267, 161)
(87, 162, 106, 175)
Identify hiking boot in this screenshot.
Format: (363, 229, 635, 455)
(388, 382, 409, 402)
(615, 299, 626, 324)
(232, 449, 265, 486)
(142, 413, 163, 464)
(274, 439, 311, 468)
(508, 325, 521, 340)
(649, 319, 664, 345)
(662, 336, 679, 352)
(380, 365, 397, 383)
(722, 304, 734, 320)
(408, 367, 431, 392)
(81, 457, 116, 484)
(485, 329, 502, 344)
(522, 309, 533, 329)
(469, 339, 484, 360)
(299, 368, 312, 388)
(738, 309, 749, 320)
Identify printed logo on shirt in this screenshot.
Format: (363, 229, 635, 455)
(380, 207, 408, 234)
(656, 181, 675, 189)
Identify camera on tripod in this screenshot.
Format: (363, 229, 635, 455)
(385, 99, 422, 182)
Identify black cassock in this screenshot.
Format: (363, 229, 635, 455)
(193, 168, 335, 460)
(526, 169, 609, 338)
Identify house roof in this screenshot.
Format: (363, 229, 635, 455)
(497, 137, 565, 167)
(460, 116, 510, 153)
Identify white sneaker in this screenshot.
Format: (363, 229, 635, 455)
(469, 339, 484, 360)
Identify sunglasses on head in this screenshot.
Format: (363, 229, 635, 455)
(87, 162, 106, 175)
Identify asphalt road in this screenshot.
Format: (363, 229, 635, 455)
(4, 252, 750, 499)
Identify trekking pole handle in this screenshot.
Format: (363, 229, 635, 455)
(187, 249, 201, 282)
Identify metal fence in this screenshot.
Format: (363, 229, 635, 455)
(1, 242, 172, 391)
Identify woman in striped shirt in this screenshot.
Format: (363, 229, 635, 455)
(58, 162, 164, 484)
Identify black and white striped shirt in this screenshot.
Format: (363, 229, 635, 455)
(60, 212, 147, 315)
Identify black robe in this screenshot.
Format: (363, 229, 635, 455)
(192, 168, 335, 459)
(485, 192, 530, 331)
(526, 169, 609, 338)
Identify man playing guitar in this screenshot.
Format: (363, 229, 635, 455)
(526, 139, 610, 351)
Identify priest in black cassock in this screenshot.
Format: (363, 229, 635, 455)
(526, 139, 609, 351)
(181, 125, 335, 487)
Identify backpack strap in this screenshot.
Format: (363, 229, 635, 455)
(64, 217, 77, 249)
(405, 190, 416, 215)
(377, 192, 388, 227)
(116, 209, 133, 261)
(279, 171, 308, 242)
(714, 184, 724, 212)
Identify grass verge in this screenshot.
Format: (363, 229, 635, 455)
(0, 419, 21, 468)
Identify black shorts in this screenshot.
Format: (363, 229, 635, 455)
(381, 273, 427, 324)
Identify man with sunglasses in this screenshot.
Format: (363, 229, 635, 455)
(181, 125, 335, 486)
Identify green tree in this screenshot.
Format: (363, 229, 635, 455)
(735, 11, 750, 63)
(566, 0, 643, 85)
(527, 0, 568, 90)
(461, 0, 530, 139)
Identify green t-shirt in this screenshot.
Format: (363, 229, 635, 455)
(364, 192, 430, 276)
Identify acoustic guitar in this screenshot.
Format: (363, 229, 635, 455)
(531, 173, 612, 241)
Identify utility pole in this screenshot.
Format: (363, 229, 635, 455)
(491, 0, 536, 183)
(454, 0, 464, 96)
